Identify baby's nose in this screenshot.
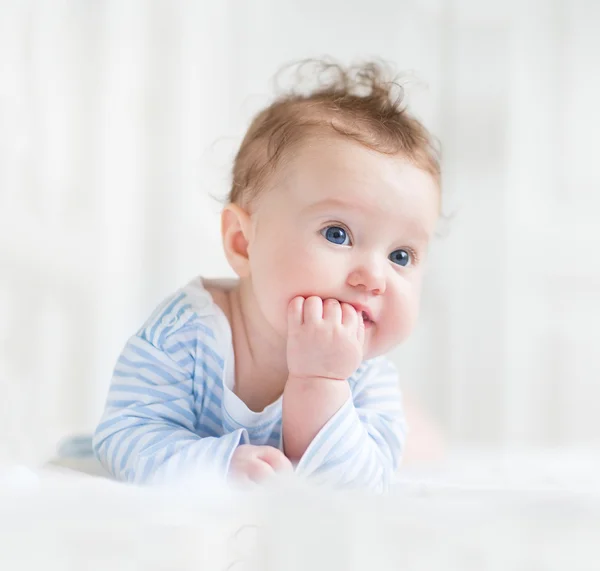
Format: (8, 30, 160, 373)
(347, 264, 386, 295)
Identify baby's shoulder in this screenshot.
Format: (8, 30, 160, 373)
(136, 276, 231, 350)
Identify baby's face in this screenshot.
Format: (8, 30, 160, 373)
(246, 136, 440, 359)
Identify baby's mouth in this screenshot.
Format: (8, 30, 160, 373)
(361, 311, 374, 326)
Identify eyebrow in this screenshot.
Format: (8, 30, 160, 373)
(307, 197, 367, 212)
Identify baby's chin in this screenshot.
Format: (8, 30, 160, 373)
(362, 343, 382, 362)
(364, 329, 407, 360)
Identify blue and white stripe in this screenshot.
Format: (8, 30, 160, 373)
(93, 278, 406, 491)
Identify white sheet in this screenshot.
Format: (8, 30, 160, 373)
(1, 448, 599, 570)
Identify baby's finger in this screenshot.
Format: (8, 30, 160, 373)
(356, 312, 366, 345)
(288, 296, 305, 328)
(303, 296, 323, 325)
(323, 298, 342, 324)
(258, 446, 294, 473)
(341, 302, 358, 328)
(247, 459, 276, 483)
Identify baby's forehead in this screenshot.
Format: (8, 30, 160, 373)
(256, 138, 439, 234)
(281, 135, 427, 182)
(282, 139, 436, 199)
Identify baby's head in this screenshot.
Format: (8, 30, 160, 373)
(221, 60, 441, 359)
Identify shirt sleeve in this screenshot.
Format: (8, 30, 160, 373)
(92, 293, 247, 484)
(294, 357, 406, 493)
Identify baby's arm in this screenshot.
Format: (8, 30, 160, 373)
(282, 296, 361, 462)
(282, 296, 404, 492)
(292, 357, 405, 492)
(93, 294, 293, 485)
(93, 328, 247, 484)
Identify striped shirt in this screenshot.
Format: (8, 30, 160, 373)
(93, 276, 406, 492)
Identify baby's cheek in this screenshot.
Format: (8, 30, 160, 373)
(401, 295, 421, 340)
(266, 270, 306, 334)
(387, 287, 420, 343)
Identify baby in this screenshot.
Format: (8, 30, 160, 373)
(93, 61, 441, 492)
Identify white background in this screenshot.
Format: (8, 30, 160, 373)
(1, 0, 599, 465)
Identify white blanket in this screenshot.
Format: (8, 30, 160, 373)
(1, 448, 599, 570)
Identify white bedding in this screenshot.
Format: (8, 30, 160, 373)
(1, 448, 599, 570)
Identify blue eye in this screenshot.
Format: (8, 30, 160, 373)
(322, 226, 351, 246)
(389, 249, 411, 267)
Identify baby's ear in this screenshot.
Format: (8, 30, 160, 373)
(221, 203, 253, 278)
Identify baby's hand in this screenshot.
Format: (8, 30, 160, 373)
(286, 296, 365, 381)
(229, 445, 293, 484)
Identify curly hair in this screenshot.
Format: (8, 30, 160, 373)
(229, 59, 441, 207)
